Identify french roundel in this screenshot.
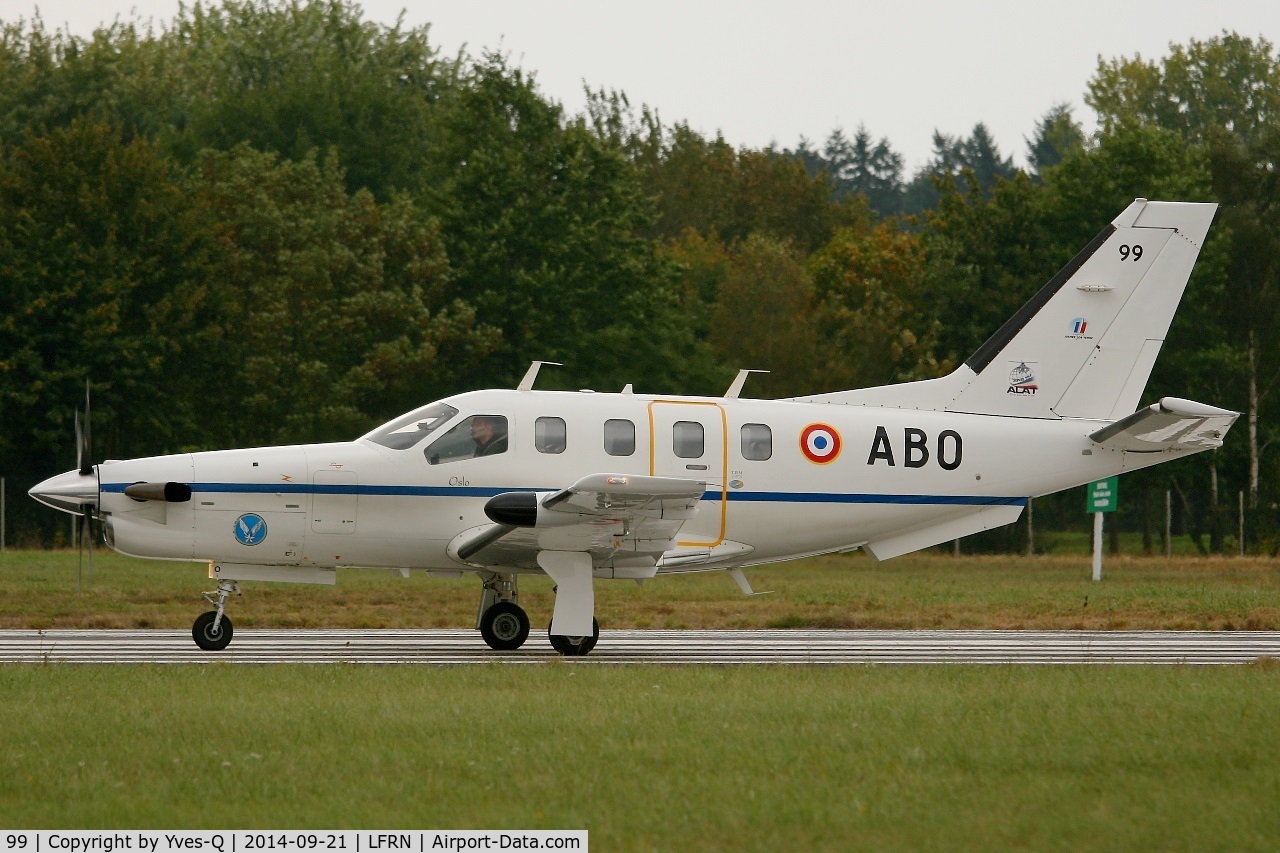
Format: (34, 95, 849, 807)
(800, 423, 842, 464)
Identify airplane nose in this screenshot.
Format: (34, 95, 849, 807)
(29, 468, 99, 515)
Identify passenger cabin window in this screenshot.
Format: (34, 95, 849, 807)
(364, 402, 458, 450)
(604, 419, 635, 456)
(425, 415, 508, 464)
(741, 423, 773, 461)
(673, 421, 704, 458)
(535, 417, 567, 454)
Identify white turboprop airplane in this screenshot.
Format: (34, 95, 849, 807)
(30, 199, 1239, 655)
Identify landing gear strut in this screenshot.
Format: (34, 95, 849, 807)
(193, 579, 238, 651)
(476, 573, 530, 651)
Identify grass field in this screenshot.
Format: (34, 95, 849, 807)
(2, 664, 1280, 849)
(4, 549, 1280, 846)
(3, 549, 1280, 631)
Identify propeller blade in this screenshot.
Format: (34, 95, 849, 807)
(77, 510, 84, 594)
(75, 410, 84, 475)
(79, 380, 93, 476)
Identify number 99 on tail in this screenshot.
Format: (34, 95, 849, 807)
(1118, 243, 1143, 261)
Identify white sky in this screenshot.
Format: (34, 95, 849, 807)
(11, 0, 1280, 171)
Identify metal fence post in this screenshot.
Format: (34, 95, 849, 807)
(1239, 490, 1245, 556)
(1026, 498, 1034, 557)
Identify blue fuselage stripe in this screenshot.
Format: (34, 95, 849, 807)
(102, 482, 1026, 507)
(719, 491, 1027, 506)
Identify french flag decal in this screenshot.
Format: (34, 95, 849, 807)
(1071, 317, 1088, 334)
(800, 423, 842, 464)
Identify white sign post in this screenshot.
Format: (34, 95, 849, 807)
(1087, 477, 1118, 581)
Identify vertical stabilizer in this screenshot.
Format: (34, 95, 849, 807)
(944, 199, 1216, 420)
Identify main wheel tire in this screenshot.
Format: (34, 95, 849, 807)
(480, 601, 530, 651)
(192, 610, 233, 651)
(549, 618, 600, 656)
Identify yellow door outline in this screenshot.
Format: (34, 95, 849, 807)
(647, 400, 728, 547)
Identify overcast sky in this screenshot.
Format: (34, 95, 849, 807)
(12, 0, 1280, 171)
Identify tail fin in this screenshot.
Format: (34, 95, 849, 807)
(797, 199, 1217, 420)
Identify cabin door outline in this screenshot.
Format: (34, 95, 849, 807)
(646, 400, 728, 547)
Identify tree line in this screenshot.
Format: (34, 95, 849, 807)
(0, 2, 1276, 552)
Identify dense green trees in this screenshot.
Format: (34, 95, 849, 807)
(0, 3, 1276, 550)
(1082, 33, 1280, 546)
(0, 121, 195, 464)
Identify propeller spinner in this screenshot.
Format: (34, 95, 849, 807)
(27, 380, 101, 592)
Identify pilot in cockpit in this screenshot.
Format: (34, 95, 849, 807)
(470, 415, 508, 457)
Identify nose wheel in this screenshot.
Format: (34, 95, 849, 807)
(193, 610, 233, 651)
(193, 579, 238, 651)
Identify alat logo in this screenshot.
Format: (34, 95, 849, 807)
(1007, 361, 1038, 396)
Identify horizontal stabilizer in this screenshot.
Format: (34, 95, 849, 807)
(1089, 397, 1239, 452)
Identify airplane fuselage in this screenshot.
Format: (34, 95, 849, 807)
(96, 388, 1179, 574)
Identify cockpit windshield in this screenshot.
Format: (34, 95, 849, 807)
(363, 402, 459, 450)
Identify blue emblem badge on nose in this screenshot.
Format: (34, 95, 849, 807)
(234, 513, 268, 546)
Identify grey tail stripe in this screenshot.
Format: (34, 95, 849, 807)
(964, 223, 1116, 374)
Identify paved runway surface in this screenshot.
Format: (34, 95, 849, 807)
(3, 629, 1280, 664)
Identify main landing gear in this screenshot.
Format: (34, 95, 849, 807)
(480, 601, 531, 650)
(548, 619, 599, 656)
(477, 572, 531, 651)
(476, 572, 600, 655)
(193, 579, 239, 651)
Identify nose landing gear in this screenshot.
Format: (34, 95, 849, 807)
(193, 579, 239, 651)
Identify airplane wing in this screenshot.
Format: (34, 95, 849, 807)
(449, 473, 706, 572)
(1089, 397, 1239, 452)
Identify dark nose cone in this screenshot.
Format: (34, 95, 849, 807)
(484, 492, 538, 527)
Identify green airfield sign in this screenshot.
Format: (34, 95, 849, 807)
(1086, 477, 1118, 514)
(1086, 476, 1118, 582)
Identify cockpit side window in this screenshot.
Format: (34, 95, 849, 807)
(364, 402, 459, 450)
(426, 415, 509, 464)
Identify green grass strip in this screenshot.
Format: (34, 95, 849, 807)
(4, 550, 1280, 631)
(2, 664, 1280, 850)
